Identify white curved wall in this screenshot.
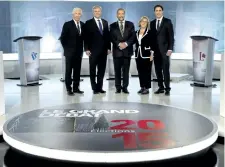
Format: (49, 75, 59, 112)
(0, 51, 5, 115)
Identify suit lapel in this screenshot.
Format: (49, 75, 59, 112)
(157, 17, 164, 35)
(80, 21, 84, 35)
(71, 20, 79, 34)
(124, 21, 129, 37)
(153, 19, 157, 31)
(142, 29, 148, 39)
(116, 22, 123, 38)
(92, 18, 103, 35)
(102, 20, 106, 30)
(136, 30, 139, 39)
(137, 29, 148, 41)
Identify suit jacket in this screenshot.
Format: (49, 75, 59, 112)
(110, 21, 135, 58)
(59, 20, 84, 56)
(150, 17, 174, 56)
(84, 18, 111, 55)
(134, 29, 154, 58)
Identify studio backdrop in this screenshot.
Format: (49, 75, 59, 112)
(0, 1, 224, 54)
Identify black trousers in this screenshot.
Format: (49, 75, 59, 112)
(65, 54, 82, 91)
(89, 53, 107, 91)
(113, 57, 131, 90)
(136, 56, 152, 89)
(154, 50, 171, 91)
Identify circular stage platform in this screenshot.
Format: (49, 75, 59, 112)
(3, 102, 218, 163)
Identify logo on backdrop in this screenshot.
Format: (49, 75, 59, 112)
(199, 52, 206, 61)
(31, 52, 37, 60)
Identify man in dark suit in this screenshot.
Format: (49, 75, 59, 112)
(150, 5, 174, 96)
(110, 8, 135, 94)
(60, 8, 85, 96)
(84, 5, 111, 94)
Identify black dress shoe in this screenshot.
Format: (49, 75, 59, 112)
(165, 91, 170, 96)
(93, 91, 99, 94)
(74, 89, 84, 94)
(67, 91, 74, 96)
(141, 89, 149, 95)
(138, 88, 144, 94)
(123, 89, 129, 94)
(115, 89, 121, 93)
(154, 89, 164, 94)
(99, 89, 106, 93)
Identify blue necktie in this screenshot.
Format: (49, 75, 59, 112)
(98, 20, 103, 35)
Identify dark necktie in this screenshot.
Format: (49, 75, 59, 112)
(157, 20, 160, 30)
(77, 22, 81, 35)
(98, 20, 103, 35)
(120, 21, 124, 36)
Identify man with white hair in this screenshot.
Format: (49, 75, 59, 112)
(84, 5, 111, 94)
(60, 8, 84, 96)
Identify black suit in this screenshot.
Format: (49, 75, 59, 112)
(84, 18, 111, 91)
(60, 20, 84, 92)
(150, 17, 174, 91)
(134, 29, 153, 89)
(110, 21, 135, 90)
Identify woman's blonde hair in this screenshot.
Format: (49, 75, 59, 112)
(138, 16, 150, 29)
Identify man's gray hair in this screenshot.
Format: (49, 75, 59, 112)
(92, 5, 102, 11)
(72, 7, 82, 14)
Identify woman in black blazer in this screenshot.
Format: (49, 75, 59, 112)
(135, 16, 154, 94)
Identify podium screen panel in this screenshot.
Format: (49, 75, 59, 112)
(23, 39, 40, 84)
(192, 39, 209, 83)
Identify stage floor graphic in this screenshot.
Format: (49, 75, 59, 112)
(3, 102, 218, 163)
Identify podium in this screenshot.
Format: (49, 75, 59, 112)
(106, 55, 115, 80)
(0, 51, 5, 115)
(13, 36, 42, 86)
(190, 35, 218, 87)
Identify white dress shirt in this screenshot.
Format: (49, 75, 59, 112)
(118, 20, 125, 30)
(156, 16, 163, 30)
(94, 17, 103, 30)
(138, 34, 142, 45)
(73, 19, 81, 33)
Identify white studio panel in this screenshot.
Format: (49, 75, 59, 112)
(0, 51, 5, 115)
(220, 53, 225, 117)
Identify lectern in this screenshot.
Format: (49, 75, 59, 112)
(0, 51, 5, 115)
(190, 35, 218, 87)
(13, 36, 42, 86)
